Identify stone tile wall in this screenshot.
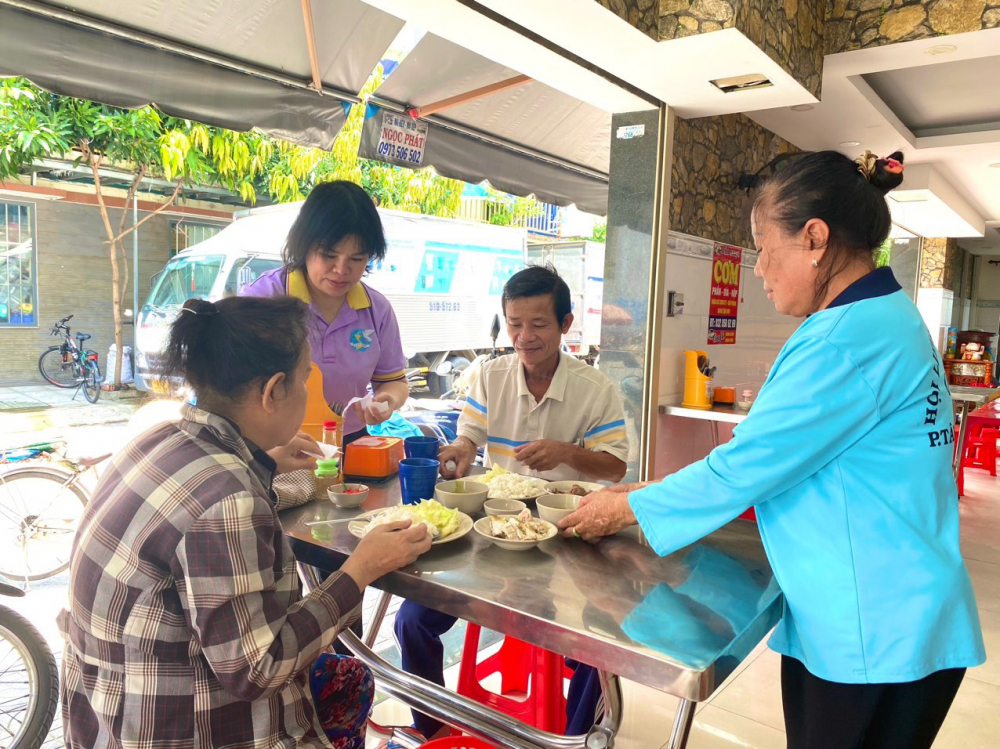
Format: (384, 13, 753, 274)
(919, 236, 960, 289)
(670, 113, 801, 249)
(825, 0, 1000, 54)
(593, 0, 826, 97)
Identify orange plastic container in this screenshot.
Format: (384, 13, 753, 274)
(713, 386, 735, 404)
(343, 436, 404, 480)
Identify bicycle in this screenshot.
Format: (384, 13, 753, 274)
(0, 581, 58, 749)
(0, 442, 107, 582)
(37, 315, 102, 404)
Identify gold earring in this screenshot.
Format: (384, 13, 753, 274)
(811, 259, 819, 268)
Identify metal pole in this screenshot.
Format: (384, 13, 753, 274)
(663, 699, 695, 749)
(133, 194, 139, 320)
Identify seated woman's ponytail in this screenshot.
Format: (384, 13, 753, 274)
(165, 296, 310, 405)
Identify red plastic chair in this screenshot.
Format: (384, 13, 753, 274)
(420, 738, 497, 749)
(456, 624, 567, 734)
(739, 508, 757, 521)
(964, 427, 999, 477)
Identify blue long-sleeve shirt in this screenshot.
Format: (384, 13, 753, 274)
(631, 268, 985, 683)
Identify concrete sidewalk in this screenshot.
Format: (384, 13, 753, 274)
(0, 382, 146, 450)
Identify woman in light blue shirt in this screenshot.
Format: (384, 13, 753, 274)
(560, 150, 985, 749)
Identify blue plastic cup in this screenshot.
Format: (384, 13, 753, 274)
(399, 457, 440, 505)
(404, 435, 440, 460)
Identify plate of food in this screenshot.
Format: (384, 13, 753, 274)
(473, 510, 558, 551)
(349, 499, 473, 546)
(478, 466, 549, 501)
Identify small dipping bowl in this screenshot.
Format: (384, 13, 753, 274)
(536, 493, 581, 525)
(328, 483, 369, 509)
(435, 480, 489, 515)
(484, 499, 526, 517)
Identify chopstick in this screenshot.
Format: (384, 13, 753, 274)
(305, 516, 371, 527)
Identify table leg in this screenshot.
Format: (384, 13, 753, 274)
(954, 400, 972, 478)
(365, 589, 392, 648)
(709, 422, 721, 449)
(662, 698, 696, 749)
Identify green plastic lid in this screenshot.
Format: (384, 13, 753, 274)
(315, 458, 340, 475)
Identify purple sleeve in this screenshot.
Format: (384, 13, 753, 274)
(238, 268, 284, 298)
(371, 300, 408, 382)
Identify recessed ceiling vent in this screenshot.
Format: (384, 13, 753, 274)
(710, 74, 772, 94)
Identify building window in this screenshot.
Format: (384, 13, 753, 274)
(0, 201, 37, 327)
(168, 219, 225, 256)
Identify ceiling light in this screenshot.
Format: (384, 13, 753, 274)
(790, 104, 814, 112)
(925, 44, 957, 56)
(839, 141, 861, 147)
(989, 163, 1000, 169)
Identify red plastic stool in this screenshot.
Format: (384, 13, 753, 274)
(420, 737, 497, 749)
(456, 624, 567, 734)
(739, 507, 756, 521)
(964, 428, 999, 477)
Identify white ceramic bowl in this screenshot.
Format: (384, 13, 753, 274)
(542, 480, 605, 498)
(327, 484, 369, 508)
(483, 499, 527, 517)
(473, 516, 558, 552)
(535, 493, 581, 525)
(435, 480, 489, 515)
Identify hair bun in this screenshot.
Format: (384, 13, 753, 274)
(182, 298, 219, 316)
(870, 150, 905, 196)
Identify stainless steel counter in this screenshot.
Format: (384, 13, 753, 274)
(658, 402, 748, 448)
(281, 478, 782, 746)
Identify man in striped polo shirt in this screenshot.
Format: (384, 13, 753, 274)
(440, 266, 628, 483)
(393, 266, 629, 744)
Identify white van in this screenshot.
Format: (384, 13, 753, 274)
(135, 203, 528, 395)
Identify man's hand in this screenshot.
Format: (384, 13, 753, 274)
(557, 489, 638, 542)
(438, 437, 477, 479)
(513, 439, 574, 472)
(341, 520, 432, 589)
(267, 431, 321, 474)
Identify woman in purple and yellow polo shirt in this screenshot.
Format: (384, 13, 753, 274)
(242, 181, 408, 443)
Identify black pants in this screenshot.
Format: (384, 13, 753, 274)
(781, 656, 965, 749)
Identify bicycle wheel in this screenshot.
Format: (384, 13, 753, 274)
(38, 347, 82, 389)
(0, 468, 88, 581)
(0, 603, 59, 749)
(82, 362, 101, 404)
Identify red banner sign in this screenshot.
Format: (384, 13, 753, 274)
(707, 243, 742, 345)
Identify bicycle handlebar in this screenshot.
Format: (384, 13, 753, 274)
(51, 314, 74, 336)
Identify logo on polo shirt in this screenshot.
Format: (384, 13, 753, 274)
(349, 329, 375, 351)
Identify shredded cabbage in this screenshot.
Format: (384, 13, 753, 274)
(478, 464, 511, 484)
(361, 499, 460, 540)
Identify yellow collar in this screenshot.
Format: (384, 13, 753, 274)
(286, 270, 371, 310)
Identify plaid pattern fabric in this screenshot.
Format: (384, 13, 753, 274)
(59, 405, 363, 748)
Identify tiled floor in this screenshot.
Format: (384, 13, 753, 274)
(369, 466, 1000, 748)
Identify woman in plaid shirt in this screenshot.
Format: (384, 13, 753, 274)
(59, 295, 432, 748)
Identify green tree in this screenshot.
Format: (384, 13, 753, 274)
(484, 186, 542, 227)
(874, 237, 891, 268)
(0, 77, 315, 385)
(591, 219, 607, 243)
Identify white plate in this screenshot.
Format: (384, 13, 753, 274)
(473, 516, 558, 551)
(348, 507, 474, 546)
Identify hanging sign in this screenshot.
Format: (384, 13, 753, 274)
(358, 107, 428, 169)
(707, 243, 741, 345)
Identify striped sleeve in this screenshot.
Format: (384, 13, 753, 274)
(584, 384, 629, 460)
(457, 368, 488, 447)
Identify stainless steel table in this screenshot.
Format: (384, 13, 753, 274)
(658, 402, 748, 447)
(282, 480, 782, 749)
(952, 386, 1000, 477)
